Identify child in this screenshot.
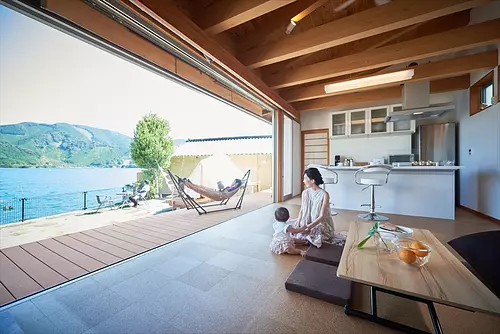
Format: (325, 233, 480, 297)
(270, 207, 309, 256)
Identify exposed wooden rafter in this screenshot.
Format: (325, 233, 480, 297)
(265, 18, 500, 89)
(195, 0, 297, 35)
(129, 0, 299, 119)
(262, 10, 470, 76)
(239, 0, 492, 68)
(234, 0, 323, 53)
(281, 50, 498, 102)
(293, 75, 471, 112)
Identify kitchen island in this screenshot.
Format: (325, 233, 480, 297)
(314, 165, 461, 220)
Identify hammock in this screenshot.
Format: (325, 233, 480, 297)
(182, 180, 242, 202)
(163, 168, 251, 215)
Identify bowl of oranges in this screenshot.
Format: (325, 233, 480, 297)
(395, 238, 432, 267)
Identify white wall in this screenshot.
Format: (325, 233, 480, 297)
(457, 90, 500, 220)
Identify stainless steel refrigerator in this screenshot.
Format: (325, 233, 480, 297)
(412, 123, 457, 165)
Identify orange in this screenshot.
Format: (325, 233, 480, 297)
(410, 241, 428, 257)
(398, 249, 417, 264)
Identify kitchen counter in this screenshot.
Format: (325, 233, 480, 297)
(309, 164, 461, 220)
(323, 165, 461, 171)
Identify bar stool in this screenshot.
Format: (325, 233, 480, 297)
(354, 164, 393, 221)
(321, 171, 338, 217)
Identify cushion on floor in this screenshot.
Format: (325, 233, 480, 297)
(304, 243, 344, 266)
(285, 259, 351, 306)
(448, 230, 500, 299)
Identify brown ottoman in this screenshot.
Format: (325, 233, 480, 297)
(304, 243, 344, 266)
(285, 259, 351, 306)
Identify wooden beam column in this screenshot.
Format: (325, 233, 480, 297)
(275, 109, 284, 202)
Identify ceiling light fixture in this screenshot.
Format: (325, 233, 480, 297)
(285, 20, 296, 34)
(324, 69, 415, 94)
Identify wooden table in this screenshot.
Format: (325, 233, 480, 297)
(337, 221, 500, 334)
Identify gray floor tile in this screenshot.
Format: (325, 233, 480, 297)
(176, 263, 230, 291)
(4, 302, 45, 325)
(179, 243, 224, 262)
(53, 277, 107, 302)
(84, 301, 173, 334)
(31, 293, 70, 317)
(109, 269, 169, 303)
(207, 271, 263, 303)
(15, 316, 61, 334)
(53, 288, 132, 328)
(151, 255, 202, 278)
(47, 307, 91, 334)
(206, 250, 252, 271)
(234, 257, 276, 281)
(0, 311, 23, 334)
(168, 293, 251, 334)
(132, 279, 204, 321)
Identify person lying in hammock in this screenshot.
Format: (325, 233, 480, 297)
(181, 178, 242, 193)
(220, 179, 242, 192)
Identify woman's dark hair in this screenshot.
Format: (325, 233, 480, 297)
(144, 180, 149, 185)
(274, 207, 290, 222)
(304, 167, 324, 186)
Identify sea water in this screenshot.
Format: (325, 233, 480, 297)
(0, 168, 141, 224)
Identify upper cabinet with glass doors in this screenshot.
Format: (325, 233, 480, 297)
(329, 104, 415, 138)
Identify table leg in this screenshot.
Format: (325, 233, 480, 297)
(344, 286, 444, 334)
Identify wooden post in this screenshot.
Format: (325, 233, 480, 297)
(276, 110, 284, 202)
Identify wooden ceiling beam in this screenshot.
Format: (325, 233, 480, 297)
(129, 0, 299, 119)
(262, 10, 470, 78)
(195, 0, 297, 35)
(235, 0, 322, 53)
(294, 75, 471, 112)
(281, 50, 498, 102)
(239, 0, 491, 68)
(265, 18, 500, 89)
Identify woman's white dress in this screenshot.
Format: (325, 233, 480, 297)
(292, 187, 345, 248)
(269, 221, 294, 254)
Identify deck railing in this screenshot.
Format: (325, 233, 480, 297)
(1, 187, 133, 225)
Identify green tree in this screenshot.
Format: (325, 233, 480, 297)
(130, 113, 174, 198)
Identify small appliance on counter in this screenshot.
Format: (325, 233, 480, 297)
(371, 158, 385, 165)
(389, 154, 414, 167)
(334, 155, 341, 166)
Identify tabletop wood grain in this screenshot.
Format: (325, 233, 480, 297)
(337, 221, 500, 315)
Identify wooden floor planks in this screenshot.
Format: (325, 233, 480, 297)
(21, 242, 87, 280)
(1, 247, 66, 289)
(0, 193, 271, 307)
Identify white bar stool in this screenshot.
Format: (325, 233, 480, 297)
(322, 171, 339, 216)
(354, 164, 393, 221)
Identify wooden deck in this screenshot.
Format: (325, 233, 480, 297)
(0, 192, 272, 307)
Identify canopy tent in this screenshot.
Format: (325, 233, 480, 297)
(185, 154, 244, 199)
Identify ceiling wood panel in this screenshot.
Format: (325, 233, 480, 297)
(238, 0, 492, 68)
(264, 18, 500, 89)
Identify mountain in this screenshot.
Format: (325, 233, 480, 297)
(0, 122, 133, 168)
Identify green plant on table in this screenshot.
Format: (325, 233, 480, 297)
(357, 221, 389, 249)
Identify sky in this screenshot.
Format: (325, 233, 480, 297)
(0, 5, 271, 139)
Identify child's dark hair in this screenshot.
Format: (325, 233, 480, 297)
(274, 207, 290, 222)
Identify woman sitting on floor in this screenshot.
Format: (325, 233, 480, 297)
(289, 167, 346, 248)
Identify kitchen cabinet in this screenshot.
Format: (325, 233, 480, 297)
(369, 107, 389, 134)
(331, 113, 347, 137)
(330, 104, 415, 139)
(349, 110, 366, 135)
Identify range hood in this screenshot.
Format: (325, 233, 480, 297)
(385, 80, 455, 123)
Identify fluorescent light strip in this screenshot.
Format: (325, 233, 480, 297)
(324, 69, 415, 94)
